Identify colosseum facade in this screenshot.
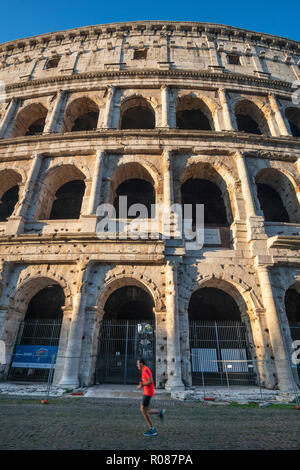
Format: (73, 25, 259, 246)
(0, 21, 299, 393)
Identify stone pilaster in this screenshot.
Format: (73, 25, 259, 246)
(101, 86, 116, 128)
(218, 88, 235, 131)
(58, 260, 93, 388)
(82, 150, 105, 232)
(268, 94, 289, 137)
(0, 98, 19, 138)
(164, 259, 185, 391)
(256, 264, 296, 392)
(43, 90, 68, 133)
(161, 85, 170, 128)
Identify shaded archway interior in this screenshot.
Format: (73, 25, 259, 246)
(188, 287, 242, 321)
(103, 285, 154, 321)
(113, 178, 155, 218)
(49, 179, 86, 219)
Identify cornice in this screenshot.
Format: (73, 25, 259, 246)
(0, 21, 299, 52)
(3, 68, 296, 95)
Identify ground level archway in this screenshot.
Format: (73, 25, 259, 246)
(188, 287, 255, 386)
(96, 285, 155, 385)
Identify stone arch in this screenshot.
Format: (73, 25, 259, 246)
(107, 160, 158, 207)
(1, 268, 73, 373)
(254, 167, 300, 223)
(10, 102, 48, 138)
(179, 160, 235, 224)
(284, 107, 300, 137)
(62, 96, 99, 133)
(119, 95, 156, 129)
(176, 93, 216, 130)
(35, 163, 87, 220)
(97, 274, 164, 315)
(234, 98, 271, 136)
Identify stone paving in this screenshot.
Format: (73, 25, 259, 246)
(0, 395, 299, 450)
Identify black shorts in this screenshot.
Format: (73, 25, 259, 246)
(142, 395, 152, 407)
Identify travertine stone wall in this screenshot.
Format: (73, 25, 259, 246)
(0, 21, 299, 391)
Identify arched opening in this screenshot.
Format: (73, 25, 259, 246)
(62, 97, 99, 133)
(181, 178, 228, 227)
(285, 285, 300, 380)
(255, 169, 299, 224)
(97, 285, 155, 384)
(49, 180, 86, 220)
(188, 286, 255, 386)
(120, 97, 155, 129)
(9, 284, 65, 382)
(37, 165, 86, 221)
(235, 100, 269, 135)
(285, 107, 300, 137)
(10, 103, 48, 138)
(256, 184, 289, 222)
(0, 170, 22, 221)
(114, 178, 155, 218)
(176, 96, 213, 130)
(0, 186, 19, 221)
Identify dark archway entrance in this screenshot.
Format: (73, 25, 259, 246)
(96, 285, 155, 384)
(285, 286, 300, 380)
(188, 287, 255, 386)
(9, 284, 64, 382)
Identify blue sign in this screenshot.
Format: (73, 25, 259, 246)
(12, 345, 58, 369)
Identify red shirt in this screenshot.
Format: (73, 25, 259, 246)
(141, 365, 155, 397)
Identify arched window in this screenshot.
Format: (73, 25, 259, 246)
(62, 97, 99, 133)
(285, 107, 300, 137)
(176, 96, 213, 130)
(37, 165, 86, 220)
(235, 100, 269, 135)
(49, 180, 86, 220)
(255, 169, 300, 223)
(120, 97, 155, 129)
(181, 178, 228, 226)
(113, 179, 155, 218)
(10, 103, 48, 138)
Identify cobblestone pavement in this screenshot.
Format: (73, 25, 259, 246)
(0, 396, 299, 450)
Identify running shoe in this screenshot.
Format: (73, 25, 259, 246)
(159, 409, 166, 422)
(144, 428, 158, 437)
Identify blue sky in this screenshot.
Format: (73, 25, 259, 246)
(0, 0, 299, 44)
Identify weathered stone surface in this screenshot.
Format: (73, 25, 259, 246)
(0, 21, 299, 394)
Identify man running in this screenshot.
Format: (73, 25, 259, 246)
(136, 358, 165, 437)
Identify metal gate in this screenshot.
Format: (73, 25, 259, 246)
(289, 323, 300, 380)
(8, 319, 62, 383)
(189, 320, 256, 386)
(96, 319, 155, 385)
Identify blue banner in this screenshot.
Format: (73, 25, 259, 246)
(12, 345, 58, 369)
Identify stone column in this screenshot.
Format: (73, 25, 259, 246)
(88, 150, 105, 214)
(162, 149, 174, 237)
(165, 259, 185, 391)
(0, 98, 19, 138)
(204, 34, 224, 72)
(101, 86, 115, 128)
(58, 261, 92, 388)
(81, 150, 105, 232)
(235, 151, 257, 218)
(256, 265, 295, 392)
(43, 90, 67, 133)
(268, 94, 289, 136)
(6, 153, 43, 235)
(161, 85, 170, 128)
(218, 88, 235, 131)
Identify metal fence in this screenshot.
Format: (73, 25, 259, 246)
(8, 319, 62, 383)
(189, 320, 255, 386)
(96, 319, 155, 385)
